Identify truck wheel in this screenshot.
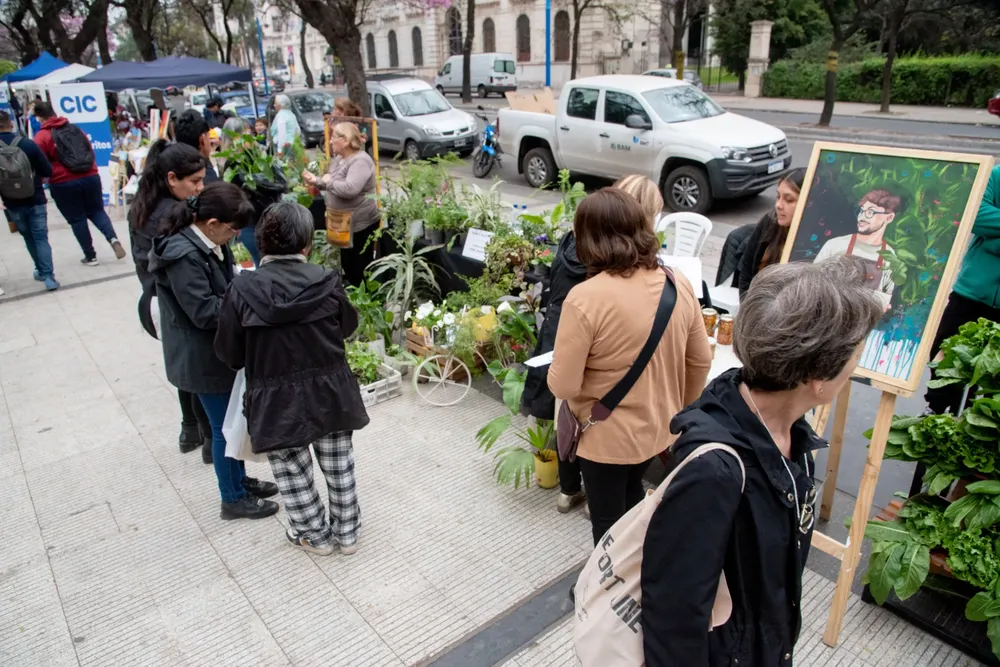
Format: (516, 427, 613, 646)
(478, 84, 487, 98)
(523, 147, 556, 189)
(404, 140, 421, 162)
(664, 165, 713, 213)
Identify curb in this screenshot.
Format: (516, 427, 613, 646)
(779, 125, 1000, 155)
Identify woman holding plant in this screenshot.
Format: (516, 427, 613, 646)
(641, 257, 882, 666)
(548, 188, 712, 545)
(302, 122, 380, 287)
(215, 201, 370, 556)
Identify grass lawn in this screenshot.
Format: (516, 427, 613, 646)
(692, 66, 740, 85)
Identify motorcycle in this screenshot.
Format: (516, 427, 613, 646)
(472, 105, 501, 178)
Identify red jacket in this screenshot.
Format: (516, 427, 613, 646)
(33, 116, 98, 184)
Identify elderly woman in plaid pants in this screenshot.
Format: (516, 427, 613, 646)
(215, 201, 370, 556)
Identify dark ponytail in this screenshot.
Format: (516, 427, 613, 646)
(159, 181, 255, 237)
(129, 141, 205, 233)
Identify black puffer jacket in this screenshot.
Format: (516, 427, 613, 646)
(148, 228, 237, 395)
(130, 196, 178, 296)
(522, 231, 588, 419)
(214, 258, 370, 453)
(641, 368, 824, 667)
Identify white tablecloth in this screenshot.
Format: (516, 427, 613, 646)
(708, 343, 741, 382)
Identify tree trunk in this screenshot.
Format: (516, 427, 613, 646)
(98, 25, 112, 64)
(337, 31, 370, 116)
(658, 0, 670, 67)
(124, 0, 159, 61)
(571, 6, 582, 80)
(300, 21, 314, 88)
(879, 4, 906, 114)
(671, 0, 685, 73)
(462, 0, 475, 103)
(818, 40, 842, 126)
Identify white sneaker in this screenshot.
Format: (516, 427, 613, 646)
(557, 491, 587, 513)
(285, 529, 335, 556)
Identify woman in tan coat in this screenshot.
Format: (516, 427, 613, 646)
(548, 188, 712, 545)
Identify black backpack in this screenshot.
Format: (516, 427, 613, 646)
(52, 124, 95, 173)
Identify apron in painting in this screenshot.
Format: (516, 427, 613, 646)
(845, 234, 886, 291)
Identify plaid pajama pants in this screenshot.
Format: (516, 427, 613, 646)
(266, 431, 361, 548)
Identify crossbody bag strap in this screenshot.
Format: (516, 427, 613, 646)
(589, 268, 677, 422)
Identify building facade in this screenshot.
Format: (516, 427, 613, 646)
(256, 0, 716, 89)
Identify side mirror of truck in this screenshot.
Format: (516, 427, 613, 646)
(625, 114, 652, 130)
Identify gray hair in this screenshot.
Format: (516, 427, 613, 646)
(734, 256, 884, 392)
(274, 94, 291, 109)
(220, 116, 248, 150)
(256, 201, 314, 256)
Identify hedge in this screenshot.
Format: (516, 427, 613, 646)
(761, 55, 1000, 107)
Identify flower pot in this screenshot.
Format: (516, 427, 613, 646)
(458, 233, 468, 247)
(365, 335, 386, 359)
(534, 264, 551, 278)
(408, 220, 425, 239)
(535, 450, 559, 489)
(427, 229, 446, 245)
(444, 230, 459, 245)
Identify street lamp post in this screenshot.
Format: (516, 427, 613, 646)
(545, 0, 551, 87)
(256, 17, 270, 96)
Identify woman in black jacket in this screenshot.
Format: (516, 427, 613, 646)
(128, 140, 214, 460)
(736, 168, 807, 298)
(147, 181, 279, 521)
(641, 257, 883, 667)
(215, 202, 370, 556)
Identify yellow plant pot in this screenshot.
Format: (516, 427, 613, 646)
(534, 451, 559, 489)
(463, 310, 497, 343)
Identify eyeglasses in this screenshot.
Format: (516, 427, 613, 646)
(857, 206, 887, 220)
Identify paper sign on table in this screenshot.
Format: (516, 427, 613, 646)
(462, 228, 495, 262)
(657, 253, 704, 298)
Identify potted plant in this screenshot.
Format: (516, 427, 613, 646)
(531, 247, 554, 277)
(309, 230, 340, 269)
(347, 341, 403, 407)
(231, 241, 255, 269)
(367, 229, 442, 338)
(475, 362, 559, 489)
(347, 278, 394, 357)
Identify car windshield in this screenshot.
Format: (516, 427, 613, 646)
(191, 93, 208, 105)
(642, 86, 724, 123)
(494, 60, 515, 74)
(293, 93, 334, 113)
(224, 94, 252, 107)
(394, 89, 451, 116)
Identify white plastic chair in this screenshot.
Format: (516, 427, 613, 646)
(655, 212, 713, 258)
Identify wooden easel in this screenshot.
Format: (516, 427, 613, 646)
(809, 379, 902, 645)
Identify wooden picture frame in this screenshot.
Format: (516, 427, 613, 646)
(780, 142, 995, 396)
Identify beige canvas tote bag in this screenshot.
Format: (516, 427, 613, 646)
(573, 442, 746, 666)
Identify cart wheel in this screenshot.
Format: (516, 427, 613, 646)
(413, 354, 472, 406)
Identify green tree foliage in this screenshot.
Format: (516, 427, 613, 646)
(710, 0, 828, 82)
(0, 59, 16, 77)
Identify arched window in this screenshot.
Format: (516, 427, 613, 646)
(516, 14, 530, 62)
(366, 33, 376, 69)
(554, 11, 570, 62)
(412, 27, 424, 66)
(446, 7, 463, 56)
(388, 30, 399, 68)
(482, 18, 496, 52)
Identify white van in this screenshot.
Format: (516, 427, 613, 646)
(435, 52, 517, 98)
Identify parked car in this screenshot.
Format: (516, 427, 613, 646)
(989, 90, 1000, 119)
(498, 75, 791, 213)
(435, 52, 518, 98)
(187, 89, 210, 114)
(266, 90, 335, 148)
(254, 76, 284, 93)
(642, 68, 704, 90)
(367, 77, 478, 160)
(220, 90, 267, 120)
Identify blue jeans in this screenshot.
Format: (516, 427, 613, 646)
(49, 175, 119, 260)
(198, 392, 247, 503)
(239, 226, 261, 267)
(7, 204, 54, 279)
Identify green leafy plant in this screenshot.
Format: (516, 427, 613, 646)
(484, 234, 535, 284)
(462, 180, 510, 233)
(347, 278, 394, 342)
(347, 341, 383, 385)
(445, 275, 515, 312)
(230, 240, 252, 265)
(929, 318, 1000, 397)
(367, 229, 441, 337)
(474, 362, 555, 488)
(308, 230, 340, 269)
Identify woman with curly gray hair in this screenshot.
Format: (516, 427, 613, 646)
(640, 256, 883, 667)
(270, 94, 301, 156)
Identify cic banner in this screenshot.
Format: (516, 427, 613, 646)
(48, 82, 113, 205)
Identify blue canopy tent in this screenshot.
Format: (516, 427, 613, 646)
(75, 57, 252, 92)
(1, 52, 69, 83)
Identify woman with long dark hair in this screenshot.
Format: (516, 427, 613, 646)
(147, 181, 280, 521)
(737, 168, 807, 298)
(128, 140, 214, 460)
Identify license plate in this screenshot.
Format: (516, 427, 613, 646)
(454, 137, 469, 147)
(768, 160, 784, 174)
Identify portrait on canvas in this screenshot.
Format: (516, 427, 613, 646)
(782, 143, 994, 392)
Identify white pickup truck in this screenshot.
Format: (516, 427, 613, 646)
(498, 75, 792, 213)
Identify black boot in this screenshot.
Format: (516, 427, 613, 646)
(220, 495, 279, 520)
(202, 440, 213, 464)
(179, 422, 202, 453)
(244, 477, 279, 498)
